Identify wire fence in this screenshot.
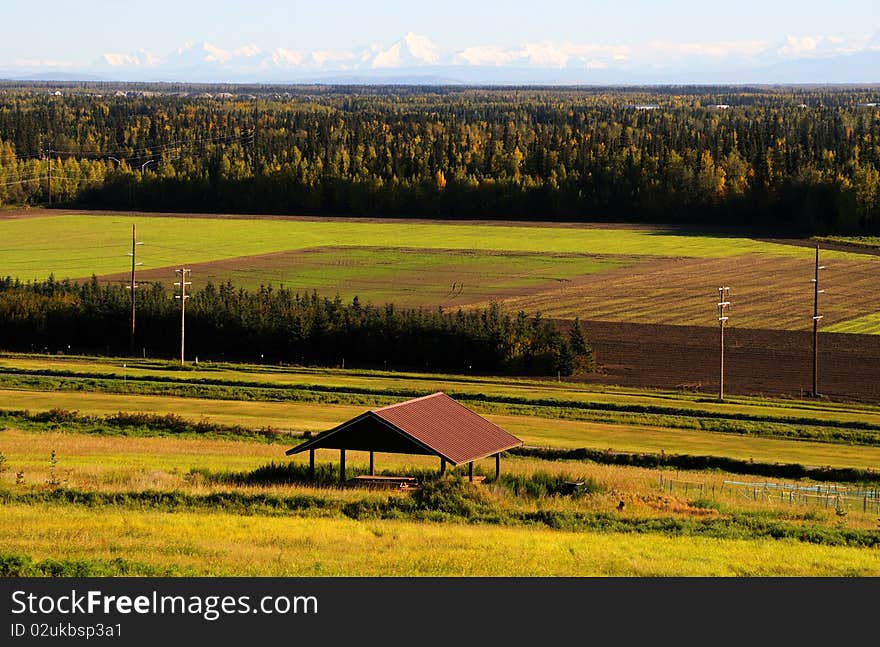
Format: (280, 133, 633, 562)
(658, 474, 880, 513)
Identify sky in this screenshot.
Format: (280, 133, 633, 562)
(2, 0, 879, 82)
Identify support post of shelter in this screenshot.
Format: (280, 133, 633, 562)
(339, 448, 346, 484)
(309, 449, 315, 479)
(495, 452, 500, 480)
(440, 457, 446, 476)
(369, 451, 375, 476)
(468, 461, 473, 483)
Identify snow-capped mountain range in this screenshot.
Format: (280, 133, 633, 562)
(4, 32, 880, 84)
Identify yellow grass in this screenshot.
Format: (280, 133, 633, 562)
(3, 504, 878, 576)
(4, 429, 879, 532)
(5, 354, 880, 428)
(4, 382, 880, 470)
(0, 387, 363, 434)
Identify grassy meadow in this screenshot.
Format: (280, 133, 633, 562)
(4, 504, 878, 576)
(1, 353, 879, 577)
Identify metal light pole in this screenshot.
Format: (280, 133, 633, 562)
(140, 159, 156, 176)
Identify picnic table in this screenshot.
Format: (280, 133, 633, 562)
(349, 475, 419, 490)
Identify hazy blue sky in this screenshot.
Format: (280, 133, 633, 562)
(4, 0, 877, 61)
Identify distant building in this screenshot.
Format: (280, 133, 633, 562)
(710, 104, 730, 109)
(857, 102, 878, 107)
(624, 104, 660, 110)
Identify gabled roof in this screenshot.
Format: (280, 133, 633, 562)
(286, 392, 522, 465)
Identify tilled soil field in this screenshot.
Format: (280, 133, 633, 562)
(492, 253, 880, 331)
(577, 320, 880, 403)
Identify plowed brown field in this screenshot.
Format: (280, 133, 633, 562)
(574, 320, 880, 403)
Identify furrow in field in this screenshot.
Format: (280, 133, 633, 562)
(478, 253, 880, 331)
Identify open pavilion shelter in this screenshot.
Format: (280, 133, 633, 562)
(286, 392, 523, 483)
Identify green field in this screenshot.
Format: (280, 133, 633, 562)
(3, 212, 880, 332)
(0, 214, 833, 281)
(822, 312, 880, 334)
(103, 246, 624, 306)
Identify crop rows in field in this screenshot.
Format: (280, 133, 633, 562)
(476, 253, 880, 332)
(822, 312, 880, 334)
(578, 320, 880, 403)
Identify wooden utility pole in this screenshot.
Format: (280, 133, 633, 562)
(41, 143, 52, 205)
(174, 268, 191, 365)
(127, 224, 143, 345)
(811, 245, 825, 397)
(717, 287, 730, 400)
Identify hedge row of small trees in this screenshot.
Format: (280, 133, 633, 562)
(0, 276, 592, 376)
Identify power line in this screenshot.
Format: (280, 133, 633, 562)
(0, 174, 46, 187)
(47, 130, 254, 158)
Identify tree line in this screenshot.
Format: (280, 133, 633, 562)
(0, 276, 593, 375)
(0, 83, 878, 233)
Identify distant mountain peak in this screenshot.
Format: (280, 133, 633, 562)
(371, 33, 440, 69)
(8, 32, 880, 84)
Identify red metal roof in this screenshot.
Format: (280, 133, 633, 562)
(371, 393, 522, 464)
(287, 392, 522, 465)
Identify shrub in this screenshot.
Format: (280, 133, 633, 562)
(499, 471, 602, 498)
(410, 476, 491, 518)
